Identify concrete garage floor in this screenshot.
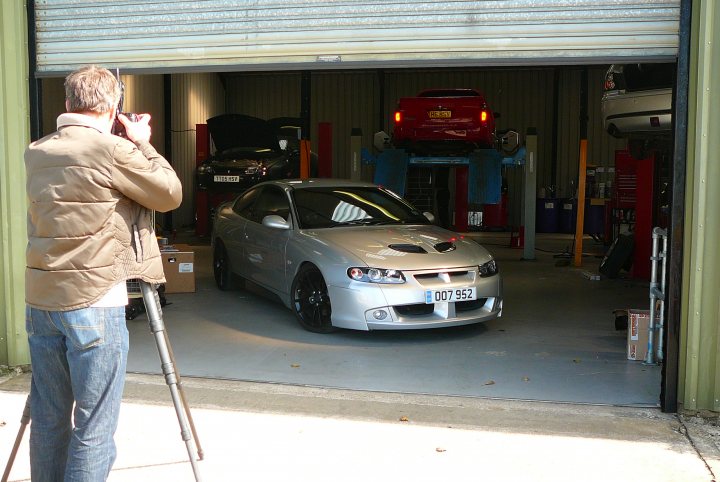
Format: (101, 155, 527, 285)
(126, 232, 661, 407)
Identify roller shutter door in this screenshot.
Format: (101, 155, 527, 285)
(33, 0, 679, 76)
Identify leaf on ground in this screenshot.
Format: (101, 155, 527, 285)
(573, 358, 581, 363)
(484, 380, 495, 386)
(522, 376, 530, 382)
(436, 447, 447, 453)
(291, 364, 300, 368)
(399, 416, 409, 422)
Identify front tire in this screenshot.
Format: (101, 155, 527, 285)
(291, 264, 336, 333)
(213, 241, 236, 290)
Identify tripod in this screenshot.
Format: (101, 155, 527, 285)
(2, 281, 204, 482)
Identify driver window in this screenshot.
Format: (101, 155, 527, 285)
(232, 188, 259, 218)
(252, 186, 290, 224)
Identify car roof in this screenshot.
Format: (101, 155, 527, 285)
(260, 178, 381, 190)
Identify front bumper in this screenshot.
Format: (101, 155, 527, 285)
(327, 266, 502, 331)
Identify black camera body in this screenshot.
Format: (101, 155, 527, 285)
(112, 112, 138, 138)
(110, 69, 138, 138)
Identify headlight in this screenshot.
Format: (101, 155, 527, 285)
(198, 165, 214, 175)
(347, 267, 405, 284)
(478, 259, 498, 277)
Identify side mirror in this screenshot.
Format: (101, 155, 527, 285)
(262, 215, 290, 230)
(423, 212, 436, 223)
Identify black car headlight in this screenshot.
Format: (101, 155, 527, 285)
(478, 259, 498, 277)
(198, 165, 214, 175)
(347, 267, 405, 284)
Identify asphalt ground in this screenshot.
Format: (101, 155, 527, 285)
(1, 371, 719, 482)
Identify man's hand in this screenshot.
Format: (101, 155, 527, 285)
(118, 113, 152, 144)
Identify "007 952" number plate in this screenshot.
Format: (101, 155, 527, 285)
(425, 287, 476, 304)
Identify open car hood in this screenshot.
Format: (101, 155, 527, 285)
(207, 114, 281, 153)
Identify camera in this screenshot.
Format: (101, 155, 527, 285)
(112, 112, 138, 138)
(110, 69, 138, 138)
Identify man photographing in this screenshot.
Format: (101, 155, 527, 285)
(24, 65, 182, 481)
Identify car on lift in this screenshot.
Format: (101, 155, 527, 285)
(601, 63, 675, 156)
(392, 88, 497, 156)
(196, 114, 303, 193)
(267, 116, 318, 176)
(212, 179, 503, 333)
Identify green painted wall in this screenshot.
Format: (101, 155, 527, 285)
(679, 0, 720, 412)
(0, 0, 30, 366)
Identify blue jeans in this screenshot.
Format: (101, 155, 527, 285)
(26, 306, 129, 482)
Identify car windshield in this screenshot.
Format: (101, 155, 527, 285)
(292, 186, 430, 229)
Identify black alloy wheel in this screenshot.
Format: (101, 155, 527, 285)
(213, 241, 235, 290)
(291, 264, 336, 333)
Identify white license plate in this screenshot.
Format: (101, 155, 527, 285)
(429, 110, 451, 118)
(214, 175, 240, 183)
(425, 287, 476, 304)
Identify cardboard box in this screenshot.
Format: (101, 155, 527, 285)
(161, 246, 195, 293)
(627, 309, 650, 361)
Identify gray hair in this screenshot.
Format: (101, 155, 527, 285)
(64, 65, 121, 114)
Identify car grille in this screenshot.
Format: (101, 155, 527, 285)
(456, 298, 488, 312)
(395, 304, 434, 316)
(412, 270, 474, 286)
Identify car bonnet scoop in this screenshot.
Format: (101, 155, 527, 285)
(433, 241, 457, 253)
(388, 244, 427, 254)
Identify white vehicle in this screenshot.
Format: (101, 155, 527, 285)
(212, 179, 502, 333)
(601, 63, 674, 139)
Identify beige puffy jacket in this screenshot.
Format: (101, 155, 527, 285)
(25, 114, 182, 311)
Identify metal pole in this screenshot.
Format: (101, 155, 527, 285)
(1, 395, 31, 482)
(350, 128, 363, 181)
(657, 230, 668, 361)
(140, 281, 203, 481)
(645, 229, 661, 364)
(523, 128, 537, 260)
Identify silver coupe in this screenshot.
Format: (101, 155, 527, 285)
(211, 179, 503, 333)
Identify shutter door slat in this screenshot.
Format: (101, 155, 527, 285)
(33, 0, 680, 75)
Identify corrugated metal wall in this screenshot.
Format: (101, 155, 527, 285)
(41, 74, 166, 155)
(225, 72, 301, 120)
(223, 67, 626, 216)
(41, 72, 227, 228)
(680, 0, 720, 413)
(119, 75, 166, 156)
(0, 0, 31, 366)
(39, 66, 628, 230)
(41, 77, 64, 136)
(32, 0, 679, 75)
(170, 73, 226, 227)
(312, 71, 379, 180)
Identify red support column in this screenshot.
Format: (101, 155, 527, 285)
(633, 153, 655, 280)
(318, 122, 333, 178)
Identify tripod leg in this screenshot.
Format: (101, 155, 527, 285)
(162, 329, 205, 460)
(140, 281, 203, 482)
(2, 394, 31, 482)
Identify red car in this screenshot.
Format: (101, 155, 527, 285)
(392, 88, 496, 156)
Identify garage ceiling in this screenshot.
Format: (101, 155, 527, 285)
(33, 0, 679, 76)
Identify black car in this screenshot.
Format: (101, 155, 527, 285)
(196, 114, 302, 193)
